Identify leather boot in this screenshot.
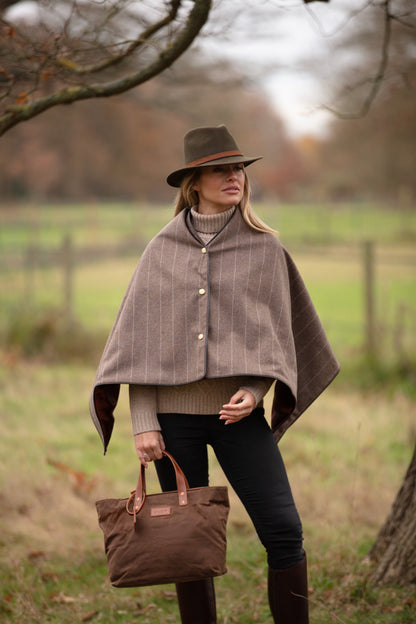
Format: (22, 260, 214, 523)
(175, 578, 217, 624)
(268, 554, 309, 623)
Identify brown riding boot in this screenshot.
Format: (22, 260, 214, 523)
(268, 554, 309, 623)
(175, 578, 217, 624)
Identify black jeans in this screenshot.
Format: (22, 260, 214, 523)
(155, 407, 304, 570)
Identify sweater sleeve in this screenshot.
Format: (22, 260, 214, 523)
(129, 384, 161, 435)
(240, 377, 274, 406)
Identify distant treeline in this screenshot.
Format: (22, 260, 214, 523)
(1, 60, 415, 204)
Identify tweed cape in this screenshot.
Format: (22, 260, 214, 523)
(90, 207, 340, 453)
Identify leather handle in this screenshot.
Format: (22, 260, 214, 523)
(127, 451, 190, 522)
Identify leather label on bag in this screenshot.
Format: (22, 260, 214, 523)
(150, 506, 172, 517)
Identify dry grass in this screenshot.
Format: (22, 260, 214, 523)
(1, 359, 415, 622)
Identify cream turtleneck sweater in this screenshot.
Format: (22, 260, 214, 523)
(129, 206, 273, 435)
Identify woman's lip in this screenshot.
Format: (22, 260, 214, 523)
(223, 187, 240, 192)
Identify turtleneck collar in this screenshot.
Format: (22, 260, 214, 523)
(190, 205, 236, 236)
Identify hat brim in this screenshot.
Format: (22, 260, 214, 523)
(166, 155, 262, 188)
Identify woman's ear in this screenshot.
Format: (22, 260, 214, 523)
(192, 183, 200, 192)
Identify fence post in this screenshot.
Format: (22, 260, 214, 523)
(24, 244, 37, 305)
(363, 240, 376, 356)
(62, 234, 74, 326)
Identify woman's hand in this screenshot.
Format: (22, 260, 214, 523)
(134, 431, 166, 467)
(219, 389, 256, 425)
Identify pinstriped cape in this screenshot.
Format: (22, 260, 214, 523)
(90, 207, 339, 452)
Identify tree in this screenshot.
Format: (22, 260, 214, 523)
(0, 52, 304, 201)
(0, 0, 212, 135)
(0, 0, 334, 138)
(299, 0, 415, 119)
(310, 73, 416, 201)
(368, 445, 416, 585)
(2, 1, 412, 138)
(307, 1, 416, 585)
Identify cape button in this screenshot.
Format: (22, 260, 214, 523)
(198, 333, 204, 340)
(201, 247, 207, 254)
(198, 288, 206, 295)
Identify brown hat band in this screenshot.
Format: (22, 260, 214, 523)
(187, 149, 243, 168)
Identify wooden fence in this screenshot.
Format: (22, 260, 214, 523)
(1, 235, 414, 359)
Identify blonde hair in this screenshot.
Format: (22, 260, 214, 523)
(173, 169, 277, 236)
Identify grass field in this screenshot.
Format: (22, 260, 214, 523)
(1, 202, 415, 623)
(1, 201, 415, 247)
(0, 361, 415, 623)
(1, 202, 415, 364)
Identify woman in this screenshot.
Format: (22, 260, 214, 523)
(90, 125, 339, 624)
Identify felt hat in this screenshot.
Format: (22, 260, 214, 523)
(166, 125, 262, 187)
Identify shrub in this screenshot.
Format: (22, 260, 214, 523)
(0, 305, 105, 362)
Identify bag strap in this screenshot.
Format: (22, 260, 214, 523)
(127, 451, 190, 522)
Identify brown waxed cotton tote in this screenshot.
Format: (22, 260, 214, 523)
(95, 451, 230, 587)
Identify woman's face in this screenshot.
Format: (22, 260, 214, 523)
(192, 164, 245, 214)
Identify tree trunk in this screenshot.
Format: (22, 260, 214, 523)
(369, 442, 416, 585)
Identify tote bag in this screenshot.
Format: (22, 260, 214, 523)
(96, 451, 230, 587)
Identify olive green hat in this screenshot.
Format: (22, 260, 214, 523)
(166, 125, 262, 187)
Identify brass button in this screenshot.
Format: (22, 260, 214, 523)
(201, 247, 207, 254)
(198, 288, 206, 295)
(198, 333, 204, 340)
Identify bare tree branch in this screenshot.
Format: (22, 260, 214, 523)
(304, 0, 373, 38)
(323, 0, 393, 119)
(57, 1, 182, 75)
(0, 0, 212, 136)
